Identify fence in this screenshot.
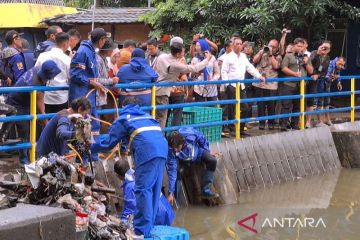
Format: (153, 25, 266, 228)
(0, 75, 358, 163)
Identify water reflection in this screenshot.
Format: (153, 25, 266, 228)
(175, 169, 360, 239)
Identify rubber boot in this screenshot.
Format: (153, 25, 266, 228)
(201, 170, 219, 198)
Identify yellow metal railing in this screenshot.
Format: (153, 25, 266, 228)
(351, 78, 355, 123)
(235, 82, 241, 139)
(29, 91, 37, 163)
(151, 85, 156, 118)
(300, 79, 306, 130)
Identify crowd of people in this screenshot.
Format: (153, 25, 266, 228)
(0, 25, 349, 239)
(0, 26, 348, 143)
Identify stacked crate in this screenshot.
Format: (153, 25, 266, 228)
(167, 107, 222, 142)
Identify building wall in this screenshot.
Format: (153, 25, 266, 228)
(114, 23, 151, 44)
(73, 23, 151, 46)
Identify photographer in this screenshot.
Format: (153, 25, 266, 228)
(252, 39, 282, 130)
(191, 39, 220, 102)
(280, 38, 313, 131)
(279, 28, 291, 56)
(190, 34, 218, 58)
(317, 57, 346, 125)
(307, 40, 331, 128)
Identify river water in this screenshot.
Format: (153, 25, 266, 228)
(174, 169, 360, 240)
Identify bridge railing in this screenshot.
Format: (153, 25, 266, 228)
(0, 75, 358, 162)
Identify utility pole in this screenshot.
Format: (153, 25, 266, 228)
(148, 0, 151, 8)
(91, 0, 96, 31)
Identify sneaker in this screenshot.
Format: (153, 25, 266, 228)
(222, 126, 230, 133)
(125, 229, 144, 240)
(305, 123, 312, 129)
(280, 126, 288, 132)
(240, 131, 251, 137)
(268, 124, 275, 130)
(316, 122, 327, 127)
(324, 121, 333, 126)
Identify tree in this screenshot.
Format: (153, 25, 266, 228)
(64, 0, 148, 8)
(142, 0, 360, 45)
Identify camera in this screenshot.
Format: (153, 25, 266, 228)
(295, 52, 305, 65)
(282, 29, 291, 34)
(263, 45, 273, 55)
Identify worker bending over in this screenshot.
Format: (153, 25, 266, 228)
(90, 97, 168, 239)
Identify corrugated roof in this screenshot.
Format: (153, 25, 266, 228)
(0, 0, 64, 6)
(44, 7, 154, 24)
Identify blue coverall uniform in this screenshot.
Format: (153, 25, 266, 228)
(91, 104, 168, 237)
(6, 68, 44, 164)
(1, 47, 27, 85)
(121, 169, 175, 226)
(167, 127, 218, 197)
(70, 40, 100, 162)
(117, 57, 158, 107)
(69, 40, 100, 132)
(4, 60, 61, 164)
(36, 109, 74, 157)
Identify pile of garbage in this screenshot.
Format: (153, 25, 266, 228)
(0, 153, 128, 240)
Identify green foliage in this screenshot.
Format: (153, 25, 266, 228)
(64, 0, 92, 9)
(142, 0, 360, 44)
(64, 0, 148, 8)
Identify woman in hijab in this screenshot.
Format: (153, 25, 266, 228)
(191, 39, 220, 102)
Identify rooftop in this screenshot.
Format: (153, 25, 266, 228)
(44, 7, 154, 24)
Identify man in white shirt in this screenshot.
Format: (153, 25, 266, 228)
(221, 37, 265, 135)
(35, 32, 71, 115)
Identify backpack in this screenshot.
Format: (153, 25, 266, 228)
(0, 47, 20, 84)
(0, 58, 13, 84)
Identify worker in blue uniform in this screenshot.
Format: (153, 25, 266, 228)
(90, 97, 168, 239)
(36, 97, 91, 157)
(3, 60, 61, 164)
(1, 30, 27, 85)
(70, 28, 110, 161)
(114, 160, 175, 227)
(117, 48, 158, 107)
(167, 127, 219, 203)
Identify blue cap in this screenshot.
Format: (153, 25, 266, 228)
(37, 60, 61, 81)
(131, 48, 145, 58)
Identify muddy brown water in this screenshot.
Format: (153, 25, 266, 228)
(174, 169, 360, 240)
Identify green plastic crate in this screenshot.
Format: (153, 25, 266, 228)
(167, 107, 222, 143)
(197, 125, 222, 143)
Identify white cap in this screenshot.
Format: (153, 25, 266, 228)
(170, 36, 184, 46)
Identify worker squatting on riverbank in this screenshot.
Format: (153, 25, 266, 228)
(90, 97, 168, 239)
(167, 127, 219, 201)
(36, 97, 91, 158)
